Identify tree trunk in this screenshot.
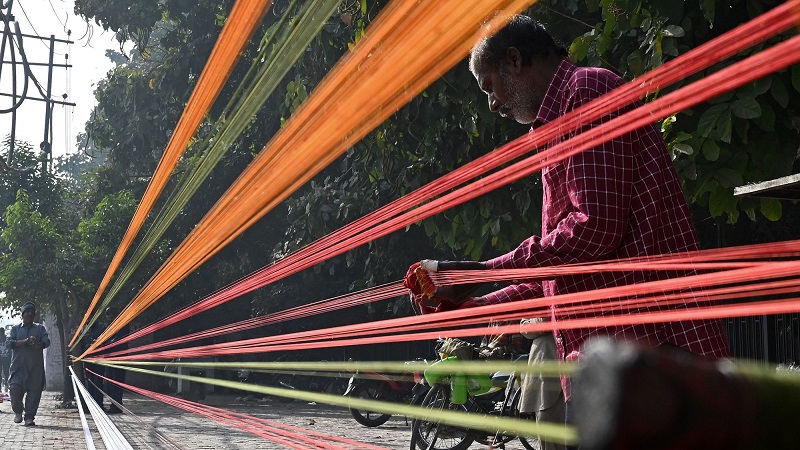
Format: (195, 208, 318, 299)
(53, 292, 75, 404)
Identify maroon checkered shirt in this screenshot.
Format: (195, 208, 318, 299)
(482, 60, 730, 375)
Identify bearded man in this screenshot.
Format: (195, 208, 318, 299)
(407, 15, 730, 439)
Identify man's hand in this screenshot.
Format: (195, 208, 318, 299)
(405, 260, 488, 313)
(404, 262, 437, 300)
(426, 260, 486, 303)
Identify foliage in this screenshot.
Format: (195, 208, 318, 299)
(542, 0, 800, 223)
(53, 0, 800, 334)
(0, 138, 60, 216)
(0, 190, 62, 303)
(77, 190, 137, 264)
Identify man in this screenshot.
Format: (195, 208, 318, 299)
(101, 306, 129, 413)
(83, 319, 107, 410)
(408, 14, 729, 419)
(6, 302, 50, 426)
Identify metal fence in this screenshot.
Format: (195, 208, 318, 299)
(725, 313, 800, 365)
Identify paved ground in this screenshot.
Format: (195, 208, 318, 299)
(1, 390, 538, 449)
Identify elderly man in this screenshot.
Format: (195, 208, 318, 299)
(407, 15, 730, 442)
(6, 302, 50, 426)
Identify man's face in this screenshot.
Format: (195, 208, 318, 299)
(22, 309, 35, 325)
(473, 59, 543, 125)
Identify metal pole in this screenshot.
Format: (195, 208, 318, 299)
(42, 34, 55, 172)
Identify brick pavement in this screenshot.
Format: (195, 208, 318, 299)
(1, 390, 536, 449)
(1, 391, 105, 449)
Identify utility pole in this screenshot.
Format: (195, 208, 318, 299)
(42, 35, 55, 171)
(0, 1, 75, 173)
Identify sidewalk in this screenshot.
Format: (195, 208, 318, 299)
(0, 390, 413, 449)
(1, 392, 101, 449)
(1, 390, 535, 449)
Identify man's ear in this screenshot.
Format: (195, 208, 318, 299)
(505, 47, 524, 74)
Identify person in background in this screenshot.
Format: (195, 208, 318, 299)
(84, 319, 107, 410)
(102, 306, 129, 414)
(6, 302, 50, 426)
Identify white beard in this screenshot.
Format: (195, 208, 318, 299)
(500, 69, 543, 125)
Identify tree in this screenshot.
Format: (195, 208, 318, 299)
(0, 190, 76, 402)
(67, 0, 800, 339)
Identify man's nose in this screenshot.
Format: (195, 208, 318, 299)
(488, 96, 500, 113)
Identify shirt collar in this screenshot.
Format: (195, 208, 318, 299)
(532, 59, 576, 129)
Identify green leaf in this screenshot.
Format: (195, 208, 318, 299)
(423, 218, 438, 237)
(479, 200, 491, 219)
(671, 132, 693, 143)
(714, 168, 744, 188)
(702, 140, 720, 161)
(731, 97, 762, 119)
(672, 143, 693, 155)
(697, 104, 728, 137)
(792, 65, 800, 94)
(753, 77, 772, 96)
(760, 198, 782, 221)
(771, 77, 789, 108)
(626, 51, 644, 76)
(708, 189, 728, 217)
(489, 218, 500, 235)
(570, 36, 591, 62)
(716, 110, 732, 143)
(662, 38, 679, 57)
(513, 190, 531, 216)
(700, 0, 715, 25)
(460, 115, 476, 135)
(360, 0, 367, 15)
(661, 25, 684, 37)
(753, 104, 775, 132)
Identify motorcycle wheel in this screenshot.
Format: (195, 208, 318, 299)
(348, 382, 393, 427)
(410, 385, 473, 450)
(472, 387, 517, 447)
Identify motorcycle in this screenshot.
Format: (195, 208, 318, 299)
(344, 359, 429, 427)
(410, 339, 540, 450)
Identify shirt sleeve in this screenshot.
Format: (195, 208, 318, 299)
(482, 281, 543, 304)
(39, 325, 51, 349)
(485, 78, 634, 270)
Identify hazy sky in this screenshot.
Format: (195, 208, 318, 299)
(1, 0, 119, 159)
